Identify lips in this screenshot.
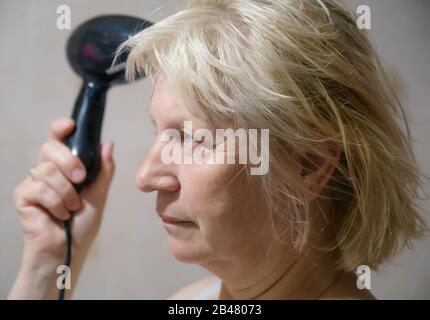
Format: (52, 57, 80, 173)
(160, 215, 192, 225)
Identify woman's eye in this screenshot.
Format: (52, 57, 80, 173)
(183, 131, 193, 144)
(180, 130, 202, 147)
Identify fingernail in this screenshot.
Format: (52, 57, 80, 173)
(72, 168, 85, 182)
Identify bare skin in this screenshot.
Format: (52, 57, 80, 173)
(9, 73, 374, 299)
(8, 120, 115, 299)
(170, 273, 375, 300)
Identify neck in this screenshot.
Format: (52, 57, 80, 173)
(201, 219, 342, 299)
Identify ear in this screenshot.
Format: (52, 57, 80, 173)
(300, 143, 342, 202)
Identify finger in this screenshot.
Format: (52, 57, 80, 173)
(19, 180, 71, 220)
(101, 140, 114, 166)
(82, 140, 115, 207)
(39, 140, 86, 184)
(30, 161, 82, 212)
(49, 118, 75, 141)
(99, 140, 115, 185)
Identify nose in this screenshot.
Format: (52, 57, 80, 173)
(135, 143, 180, 193)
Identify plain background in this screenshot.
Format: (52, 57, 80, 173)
(0, 0, 429, 299)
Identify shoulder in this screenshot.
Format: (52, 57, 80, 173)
(168, 276, 220, 300)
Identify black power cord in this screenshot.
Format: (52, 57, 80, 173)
(58, 183, 83, 300)
(58, 219, 72, 300)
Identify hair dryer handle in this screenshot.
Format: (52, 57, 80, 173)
(64, 78, 107, 192)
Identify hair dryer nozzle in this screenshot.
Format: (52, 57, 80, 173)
(66, 15, 152, 85)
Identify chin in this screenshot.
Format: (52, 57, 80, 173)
(167, 236, 210, 264)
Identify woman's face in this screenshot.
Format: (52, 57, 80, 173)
(135, 75, 275, 265)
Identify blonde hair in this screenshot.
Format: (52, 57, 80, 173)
(116, 0, 428, 271)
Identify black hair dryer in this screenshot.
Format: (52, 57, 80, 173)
(65, 15, 152, 190)
(58, 15, 153, 300)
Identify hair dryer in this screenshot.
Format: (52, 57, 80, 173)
(65, 15, 152, 189)
(59, 15, 153, 299)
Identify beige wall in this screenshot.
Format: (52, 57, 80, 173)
(0, 0, 429, 299)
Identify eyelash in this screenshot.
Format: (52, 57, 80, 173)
(150, 123, 205, 148)
(179, 129, 203, 147)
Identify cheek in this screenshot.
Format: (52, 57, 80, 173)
(180, 163, 245, 217)
(179, 163, 268, 251)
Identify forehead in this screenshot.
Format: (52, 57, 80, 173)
(149, 74, 174, 109)
(147, 74, 212, 129)
(147, 73, 231, 131)
(148, 74, 186, 118)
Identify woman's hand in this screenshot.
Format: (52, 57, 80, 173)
(8, 118, 115, 299)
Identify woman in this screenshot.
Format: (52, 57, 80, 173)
(9, 0, 427, 299)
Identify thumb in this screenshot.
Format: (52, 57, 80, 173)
(81, 140, 116, 207)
